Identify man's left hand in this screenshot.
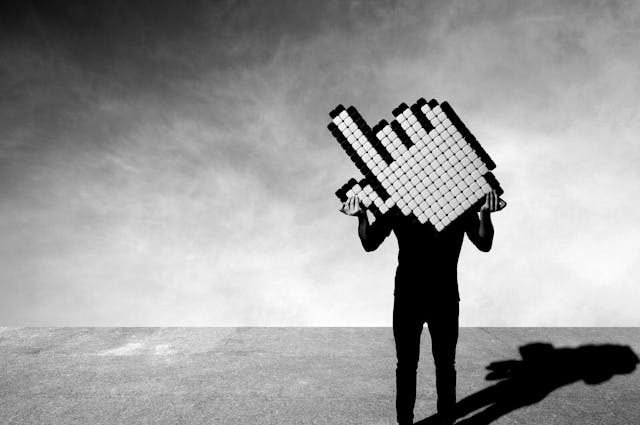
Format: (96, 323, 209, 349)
(480, 190, 500, 214)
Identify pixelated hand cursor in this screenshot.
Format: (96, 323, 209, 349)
(328, 98, 506, 231)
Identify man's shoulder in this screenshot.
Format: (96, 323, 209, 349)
(375, 209, 476, 232)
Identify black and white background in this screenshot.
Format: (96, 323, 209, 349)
(1, 0, 639, 327)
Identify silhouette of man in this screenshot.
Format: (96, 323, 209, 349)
(454, 342, 639, 424)
(340, 191, 499, 425)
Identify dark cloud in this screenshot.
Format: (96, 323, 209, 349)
(1, 0, 639, 325)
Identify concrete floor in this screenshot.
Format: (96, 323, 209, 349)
(0, 328, 638, 425)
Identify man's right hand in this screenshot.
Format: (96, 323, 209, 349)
(339, 196, 366, 216)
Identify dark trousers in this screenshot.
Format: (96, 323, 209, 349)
(393, 294, 459, 424)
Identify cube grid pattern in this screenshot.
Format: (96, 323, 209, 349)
(328, 98, 504, 232)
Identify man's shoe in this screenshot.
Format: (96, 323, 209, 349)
(435, 412, 455, 425)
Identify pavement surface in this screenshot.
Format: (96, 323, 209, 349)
(0, 327, 638, 425)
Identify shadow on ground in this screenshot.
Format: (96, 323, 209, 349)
(415, 342, 639, 425)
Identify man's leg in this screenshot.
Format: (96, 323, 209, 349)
(427, 300, 459, 424)
(393, 295, 424, 425)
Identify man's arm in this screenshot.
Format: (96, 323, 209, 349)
(465, 190, 498, 252)
(340, 196, 392, 252)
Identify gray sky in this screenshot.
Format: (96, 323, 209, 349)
(1, 0, 639, 326)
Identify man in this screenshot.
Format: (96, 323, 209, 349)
(340, 191, 499, 425)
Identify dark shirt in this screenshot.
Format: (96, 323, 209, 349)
(367, 211, 480, 301)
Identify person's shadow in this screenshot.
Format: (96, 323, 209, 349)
(415, 342, 639, 425)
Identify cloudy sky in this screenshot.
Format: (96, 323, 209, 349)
(1, 0, 639, 326)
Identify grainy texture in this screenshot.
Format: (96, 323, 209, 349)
(0, 328, 638, 424)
